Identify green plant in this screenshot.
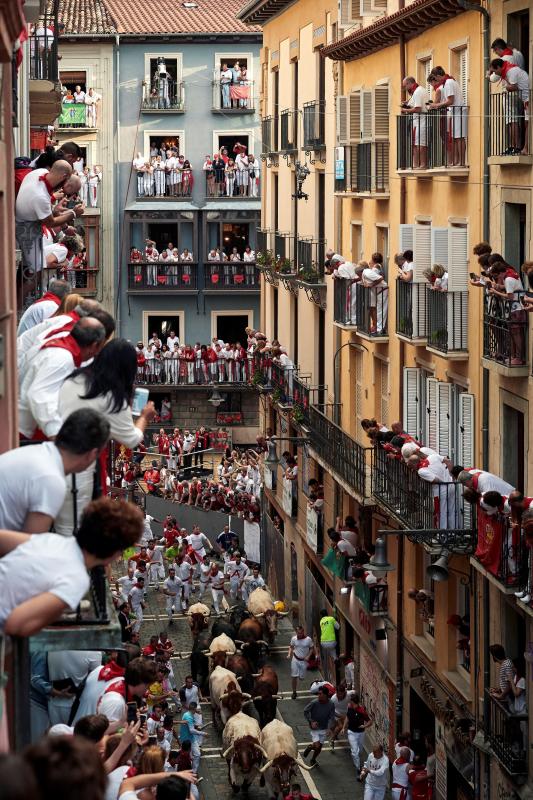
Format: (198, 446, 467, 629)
(275, 257, 294, 274)
(298, 267, 322, 283)
(251, 370, 266, 386)
(257, 249, 274, 268)
(271, 387, 282, 403)
(292, 403, 305, 423)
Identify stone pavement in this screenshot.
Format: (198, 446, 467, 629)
(114, 546, 370, 800)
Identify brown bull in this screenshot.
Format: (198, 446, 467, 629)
(187, 602, 210, 637)
(226, 653, 254, 694)
(251, 665, 281, 728)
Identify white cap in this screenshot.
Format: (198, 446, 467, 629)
(48, 724, 73, 736)
(401, 442, 419, 461)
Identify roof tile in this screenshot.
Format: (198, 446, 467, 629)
(53, 0, 117, 35)
(103, 0, 261, 34)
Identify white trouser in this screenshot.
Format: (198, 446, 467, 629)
(132, 605, 143, 633)
(166, 594, 178, 617)
(199, 580, 209, 598)
(363, 787, 386, 800)
(211, 588, 224, 613)
(48, 695, 74, 725)
(191, 741, 201, 772)
(229, 579, 240, 600)
(182, 583, 191, 609)
(391, 788, 408, 800)
(149, 562, 165, 584)
(347, 730, 365, 770)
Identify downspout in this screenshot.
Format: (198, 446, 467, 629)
(333, 62, 344, 431)
(114, 34, 121, 331)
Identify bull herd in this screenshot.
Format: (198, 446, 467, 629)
(178, 588, 315, 796)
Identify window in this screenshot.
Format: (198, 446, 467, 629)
(355, 350, 363, 439)
(213, 312, 252, 345)
(456, 580, 471, 675)
(216, 56, 249, 74)
(507, 9, 529, 72)
(502, 403, 525, 492)
(60, 70, 87, 93)
(145, 132, 183, 158)
(450, 46, 468, 105)
(218, 393, 242, 412)
(83, 217, 100, 273)
(143, 311, 184, 343)
(376, 224, 389, 278)
(336, 84, 390, 193)
(378, 361, 389, 426)
(215, 132, 251, 159)
(504, 202, 527, 271)
(423, 551, 435, 639)
(417, 57, 433, 93)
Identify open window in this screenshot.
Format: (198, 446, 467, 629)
(143, 56, 184, 111)
(216, 133, 251, 159)
(148, 134, 182, 158)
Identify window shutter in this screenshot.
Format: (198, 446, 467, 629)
(459, 48, 468, 105)
(373, 84, 389, 140)
(360, 0, 373, 14)
(340, 0, 351, 25)
(360, 88, 373, 142)
(436, 381, 453, 458)
(458, 392, 474, 468)
(350, 0, 361, 20)
(380, 362, 390, 426)
(349, 91, 361, 142)
(426, 376, 438, 451)
(403, 367, 421, 439)
(374, 142, 389, 193)
(431, 226, 449, 268)
(447, 226, 468, 291)
(355, 350, 363, 437)
(399, 224, 414, 252)
(337, 95, 348, 145)
(413, 223, 432, 283)
(423, 58, 433, 92)
(371, 0, 387, 10)
(348, 146, 358, 191)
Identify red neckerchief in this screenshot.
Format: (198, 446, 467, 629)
(34, 291, 61, 306)
(38, 173, 54, 196)
(43, 310, 81, 338)
(501, 48, 514, 56)
(395, 757, 409, 765)
(417, 458, 430, 469)
(98, 661, 125, 681)
(504, 267, 519, 279)
(409, 82, 419, 93)
(40, 334, 82, 367)
(104, 679, 134, 702)
(500, 61, 513, 80)
(435, 73, 454, 88)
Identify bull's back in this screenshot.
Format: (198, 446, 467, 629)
(247, 587, 274, 616)
(209, 665, 239, 704)
(223, 711, 261, 749)
(260, 719, 297, 759)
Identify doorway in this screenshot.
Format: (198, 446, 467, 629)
(147, 223, 179, 254)
(409, 687, 435, 758)
(290, 544, 298, 602)
(217, 134, 250, 159)
(502, 403, 525, 492)
(215, 313, 250, 345)
(145, 313, 182, 344)
(504, 202, 526, 271)
(221, 223, 250, 257)
(148, 134, 181, 156)
(507, 10, 529, 72)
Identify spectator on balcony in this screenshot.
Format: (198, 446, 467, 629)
(17, 277, 70, 335)
(235, 150, 249, 195)
(401, 76, 429, 169)
(84, 88, 101, 128)
(430, 263, 448, 291)
(229, 247, 241, 262)
(407, 451, 456, 528)
(203, 155, 215, 196)
(220, 63, 232, 108)
(489, 643, 514, 701)
(212, 153, 226, 196)
(145, 241, 159, 286)
(182, 160, 193, 196)
(455, 468, 515, 496)
(396, 250, 413, 283)
(207, 247, 220, 261)
(166, 330, 179, 350)
(487, 261, 526, 364)
(248, 154, 260, 197)
(362, 255, 388, 335)
(225, 159, 236, 197)
(428, 68, 467, 166)
(491, 38, 525, 69)
(73, 85, 86, 104)
(489, 58, 530, 155)
(473, 241, 492, 257)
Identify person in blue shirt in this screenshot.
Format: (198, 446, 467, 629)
(179, 701, 206, 772)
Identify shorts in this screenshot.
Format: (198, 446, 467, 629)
(311, 729, 327, 744)
(291, 658, 308, 680)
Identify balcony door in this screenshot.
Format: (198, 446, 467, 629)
(215, 313, 250, 345)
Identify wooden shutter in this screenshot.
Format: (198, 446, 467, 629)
(458, 392, 474, 468)
(350, 0, 361, 19)
(337, 95, 348, 145)
(380, 362, 390, 426)
(403, 367, 421, 439)
(431, 227, 449, 268)
(340, 0, 352, 26)
(374, 142, 389, 193)
(447, 226, 468, 291)
(360, 88, 373, 142)
(458, 47, 468, 105)
(348, 146, 358, 191)
(399, 224, 414, 252)
(413, 223, 431, 283)
(371, 0, 387, 10)
(373, 84, 389, 140)
(349, 91, 361, 142)
(360, 0, 373, 14)
(426, 376, 438, 451)
(355, 351, 363, 437)
(436, 381, 453, 458)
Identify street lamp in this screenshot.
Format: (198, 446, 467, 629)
(207, 385, 224, 407)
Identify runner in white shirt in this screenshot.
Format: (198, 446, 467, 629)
(209, 565, 227, 614)
(141, 512, 158, 546)
(188, 526, 213, 579)
(225, 554, 250, 601)
(128, 577, 146, 634)
(115, 568, 136, 603)
(198, 556, 212, 598)
(175, 556, 194, 610)
(288, 627, 315, 698)
(147, 540, 166, 588)
(163, 568, 183, 622)
(241, 566, 265, 602)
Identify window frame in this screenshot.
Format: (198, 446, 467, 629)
(143, 129, 186, 160)
(143, 53, 183, 88)
(142, 310, 185, 344)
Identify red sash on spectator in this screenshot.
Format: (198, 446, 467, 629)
(501, 48, 514, 57)
(499, 61, 514, 80)
(43, 310, 81, 338)
(38, 174, 54, 195)
(475, 504, 504, 574)
(104, 679, 126, 697)
(40, 334, 82, 367)
(98, 661, 125, 682)
(34, 291, 61, 306)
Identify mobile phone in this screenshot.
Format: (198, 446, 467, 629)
(139, 713, 147, 726)
(132, 387, 149, 416)
(127, 702, 138, 724)
(469, 273, 477, 280)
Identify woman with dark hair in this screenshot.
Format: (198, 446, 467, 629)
(55, 339, 155, 534)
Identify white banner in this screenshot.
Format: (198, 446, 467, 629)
(244, 520, 261, 564)
(306, 505, 318, 551)
(282, 478, 293, 516)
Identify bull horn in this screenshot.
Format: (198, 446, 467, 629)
(222, 745, 234, 759)
(272, 695, 283, 700)
(255, 612, 265, 618)
(252, 695, 262, 701)
(257, 640, 269, 646)
(220, 691, 229, 701)
(236, 676, 243, 682)
(251, 672, 262, 678)
(179, 651, 192, 658)
(201, 650, 210, 655)
(278, 611, 290, 616)
(258, 760, 273, 773)
(241, 693, 252, 699)
(234, 640, 244, 645)
(257, 746, 269, 759)
(296, 758, 317, 771)
(228, 605, 238, 611)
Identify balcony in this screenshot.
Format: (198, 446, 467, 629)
(395, 280, 427, 342)
(212, 80, 254, 113)
(80, 168, 102, 209)
(262, 115, 278, 155)
(372, 447, 476, 551)
(396, 108, 469, 175)
(58, 103, 91, 129)
(333, 277, 357, 329)
(354, 581, 388, 616)
(29, 5, 62, 126)
(204, 262, 260, 290)
(485, 691, 528, 779)
(309, 405, 372, 501)
(141, 80, 185, 112)
(482, 292, 528, 375)
(280, 109, 298, 153)
(473, 515, 529, 592)
(128, 261, 198, 291)
(273, 232, 298, 292)
(135, 168, 193, 200)
(295, 237, 327, 308)
(137, 356, 253, 386)
(488, 91, 532, 165)
(426, 289, 468, 356)
(335, 143, 390, 196)
(355, 283, 389, 339)
(204, 166, 260, 200)
(303, 100, 326, 151)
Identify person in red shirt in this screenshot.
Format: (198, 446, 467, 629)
(285, 783, 314, 800)
(142, 635, 159, 657)
(144, 460, 161, 494)
(408, 756, 430, 800)
(155, 428, 170, 456)
(130, 546, 151, 567)
(157, 631, 174, 655)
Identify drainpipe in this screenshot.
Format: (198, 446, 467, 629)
(114, 34, 121, 331)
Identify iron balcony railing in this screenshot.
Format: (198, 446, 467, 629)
(212, 79, 255, 112)
(142, 80, 185, 111)
(280, 109, 298, 152)
(474, 514, 529, 590)
(354, 581, 388, 616)
(356, 283, 389, 336)
(396, 280, 427, 339)
(303, 100, 326, 150)
(54, 267, 99, 295)
(490, 91, 530, 157)
(204, 165, 260, 199)
(396, 107, 469, 169)
(297, 237, 326, 283)
(309, 405, 372, 499)
(58, 102, 88, 128)
(262, 116, 278, 154)
(427, 289, 468, 353)
(485, 691, 528, 778)
(29, 4, 59, 82)
(205, 262, 260, 289)
(135, 167, 193, 199)
(269, 363, 316, 427)
(137, 355, 254, 385)
(372, 447, 475, 545)
(483, 291, 528, 368)
(128, 261, 197, 289)
(256, 228, 271, 255)
(333, 277, 358, 326)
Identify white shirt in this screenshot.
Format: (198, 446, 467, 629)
(164, 576, 182, 595)
(149, 544, 165, 564)
(220, 68, 232, 84)
(468, 470, 515, 495)
(392, 758, 410, 788)
(189, 532, 209, 554)
(290, 635, 314, 660)
(331, 692, 350, 716)
(117, 574, 135, 598)
(106, 766, 129, 800)
(44, 242, 68, 267)
(243, 574, 265, 593)
(0, 533, 89, 631)
(0, 441, 66, 530)
(182, 434, 195, 453)
(19, 343, 77, 438)
(129, 585, 145, 610)
(175, 561, 193, 581)
(504, 65, 530, 99)
(442, 77, 465, 108)
(363, 753, 390, 788)
(225, 560, 249, 581)
(48, 650, 101, 685)
(97, 679, 126, 722)
(167, 335, 180, 349)
(17, 297, 60, 336)
(15, 168, 53, 222)
(210, 569, 226, 589)
(408, 84, 429, 112)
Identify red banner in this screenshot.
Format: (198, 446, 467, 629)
(475, 507, 503, 575)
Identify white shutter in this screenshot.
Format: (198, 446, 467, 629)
(431, 227, 449, 268)
(360, 88, 373, 142)
(350, 0, 361, 19)
(458, 392, 474, 468)
(426, 376, 438, 451)
(399, 224, 414, 253)
(360, 0, 373, 14)
(349, 91, 361, 142)
(380, 362, 389, 426)
(413, 223, 432, 283)
(337, 95, 348, 145)
(459, 48, 468, 105)
(436, 382, 453, 457)
(339, 0, 351, 25)
(403, 367, 421, 439)
(371, 0, 387, 11)
(447, 226, 468, 291)
(373, 84, 389, 140)
(355, 351, 363, 438)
